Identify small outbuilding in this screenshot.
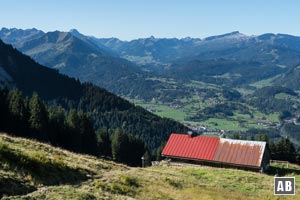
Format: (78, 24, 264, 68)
(161, 133, 270, 172)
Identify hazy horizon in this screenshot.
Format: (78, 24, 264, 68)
(2, 27, 300, 42)
(1, 0, 299, 40)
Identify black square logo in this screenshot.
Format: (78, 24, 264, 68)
(274, 177, 295, 195)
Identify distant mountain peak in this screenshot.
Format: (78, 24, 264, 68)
(69, 28, 80, 33)
(0, 27, 44, 45)
(0, 27, 43, 33)
(1, 27, 9, 32)
(137, 35, 157, 42)
(43, 31, 73, 43)
(181, 37, 201, 42)
(69, 28, 82, 36)
(204, 31, 247, 41)
(230, 31, 240, 34)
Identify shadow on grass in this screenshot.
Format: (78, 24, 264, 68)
(0, 176, 36, 198)
(266, 165, 300, 176)
(0, 142, 91, 197)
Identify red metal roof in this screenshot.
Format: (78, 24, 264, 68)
(161, 133, 219, 161)
(162, 133, 266, 168)
(213, 138, 265, 167)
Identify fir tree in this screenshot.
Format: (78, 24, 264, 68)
(29, 93, 48, 139)
(7, 88, 28, 134)
(48, 105, 66, 146)
(143, 149, 152, 167)
(77, 111, 97, 155)
(111, 128, 129, 163)
(0, 86, 9, 131)
(96, 128, 112, 157)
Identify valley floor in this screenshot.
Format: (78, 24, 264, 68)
(134, 99, 280, 132)
(1, 133, 299, 200)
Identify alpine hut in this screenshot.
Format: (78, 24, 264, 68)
(161, 133, 270, 172)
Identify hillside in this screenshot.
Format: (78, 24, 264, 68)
(0, 29, 158, 98)
(0, 39, 186, 151)
(1, 133, 298, 200)
(183, 33, 300, 68)
(273, 64, 300, 90)
(168, 59, 285, 86)
(17, 31, 153, 97)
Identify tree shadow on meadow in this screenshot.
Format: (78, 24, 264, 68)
(0, 142, 92, 197)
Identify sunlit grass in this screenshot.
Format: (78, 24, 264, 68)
(133, 98, 280, 131)
(1, 133, 299, 200)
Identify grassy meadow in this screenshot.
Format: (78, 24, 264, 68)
(1, 133, 300, 199)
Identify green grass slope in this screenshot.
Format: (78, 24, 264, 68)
(1, 133, 299, 200)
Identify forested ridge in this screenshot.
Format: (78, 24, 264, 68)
(0, 39, 187, 166)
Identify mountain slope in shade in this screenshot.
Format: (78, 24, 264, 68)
(273, 63, 300, 90)
(69, 28, 118, 56)
(168, 59, 285, 86)
(0, 38, 84, 99)
(18, 31, 110, 69)
(15, 31, 154, 97)
(0, 39, 187, 150)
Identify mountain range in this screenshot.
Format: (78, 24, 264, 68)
(1, 27, 300, 102)
(2, 28, 300, 88)
(2, 27, 300, 149)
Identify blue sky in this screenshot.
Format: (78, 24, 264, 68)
(1, 0, 299, 40)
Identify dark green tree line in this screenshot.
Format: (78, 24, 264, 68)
(111, 128, 146, 166)
(0, 88, 98, 156)
(269, 137, 297, 163)
(0, 87, 149, 166)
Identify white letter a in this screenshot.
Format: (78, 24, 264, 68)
(277, 181, 284, 191)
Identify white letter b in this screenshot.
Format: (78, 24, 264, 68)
(286, 181, 292, 191)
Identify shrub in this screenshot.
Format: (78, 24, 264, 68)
(104, 176, 139, 196)
(110, 183, 132, 195)
(165, 178, 183, 189)
(120, 175, 139, 187)
(0, 142, 9, 153)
